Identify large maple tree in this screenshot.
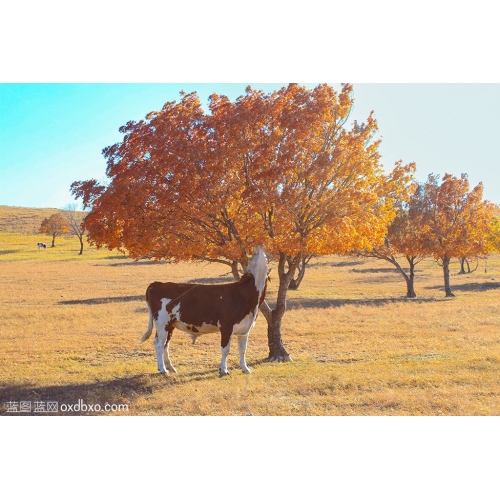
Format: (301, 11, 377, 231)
(72, 84, 409, 361)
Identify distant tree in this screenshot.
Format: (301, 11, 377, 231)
(363, 168, 432, 298)
(40, 212, 70, 247)
(481, 215, 500, 273)
(419, 173, 496, 297)
(486, 216, 500, 255)
(63, 203, 86, 255)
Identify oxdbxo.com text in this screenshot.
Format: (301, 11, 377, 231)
(60, 399, 129, 413)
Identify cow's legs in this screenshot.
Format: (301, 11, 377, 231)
(163, 325, 177, 374)
(219, 327, 232, 376)
(154, 318, 176, 374)
(154, 327, 168, 374)
(236, 332, 251, 374)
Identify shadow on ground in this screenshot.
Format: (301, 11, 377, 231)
(424, 281, 500, 293)
(312, 259, 365, 268)
(0, 250, 19, 256)
(267, 296, 441, 310)
(101, 260, 168, 267)
(0, 365, 234, 416)
(59, 295, 144, 306)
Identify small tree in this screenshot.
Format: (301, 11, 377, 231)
(40, 212, 70, 247)
(362, 161, 428, 298)
(420, 173, 496, 297)
(486, 215, 500, 255)
(63, 203, 86, 255)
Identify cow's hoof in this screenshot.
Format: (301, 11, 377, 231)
(158, 369, 169, 375)
(219, 369, 230, 377)
(242, 367, 252, 374)
(167, 366, 177, 374)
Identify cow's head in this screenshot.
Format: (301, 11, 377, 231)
(247, 245, 268, 297)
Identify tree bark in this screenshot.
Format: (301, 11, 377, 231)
(403, 256, 417, 298)
(227, 253, 293, 362)
(78, 235, 84, 255)
(459, 257, 470, 274)
(262, 252, 295, 362)
(390, 255, 417, 298)
(51, 234, 56, 247)
(442, 256, 455, 297)
(367, 251, 418, 298)
(288, 254, 312, 290)
(230, 260, 241, 280)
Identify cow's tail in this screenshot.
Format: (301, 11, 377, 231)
(139, 302, 154, 344)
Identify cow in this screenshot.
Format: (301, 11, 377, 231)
(37, 242, 47, 250)
(139, 245, 269, 376)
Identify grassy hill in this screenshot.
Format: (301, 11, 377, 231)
(0, 205, 62, 234)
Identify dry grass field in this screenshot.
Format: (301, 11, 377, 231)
(0, 205, 61, 234)
(1, 207, 500, 416)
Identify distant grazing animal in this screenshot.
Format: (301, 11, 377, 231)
(37, 242, 47, 250)
(139, 245, 269, 376)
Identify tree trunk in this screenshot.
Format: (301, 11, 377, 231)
(442, 256, 455, 297)
(385, 254, 417, 298)
(404, 256, 417, 298)
(470, 258, 479, 273)
(231, 252, 293, 362)
(78, 235, 84, 255)
(459, 257, 471, 274)
(459, 258, 466, 274)
(51, 234, 56, 247)
(262, 252, 295, 362)
(288, 254, 311, 290)
(288, 268, 304, 290)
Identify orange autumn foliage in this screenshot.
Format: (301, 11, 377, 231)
(40, 212, 70, 247)
(71, 84, 412, 360)
(417, 173, 497, 296)
(73, 84, 406, 262)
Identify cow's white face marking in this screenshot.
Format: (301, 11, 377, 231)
(246, 245, 268, 301)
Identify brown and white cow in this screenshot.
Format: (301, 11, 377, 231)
(139, 245, 269, 376)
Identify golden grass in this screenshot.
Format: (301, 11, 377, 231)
(1, 209, 500, 415)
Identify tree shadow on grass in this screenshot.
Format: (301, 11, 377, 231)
(278, 296, 441, 310)
(58, 295, 144, 306)
(105, 260, 168, 267)
(424, 281, 500, 293)
(312, 259, 365, 268)
(350, 267, 424, 275)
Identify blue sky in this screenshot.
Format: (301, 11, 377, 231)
(1, 82, 500, 208)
